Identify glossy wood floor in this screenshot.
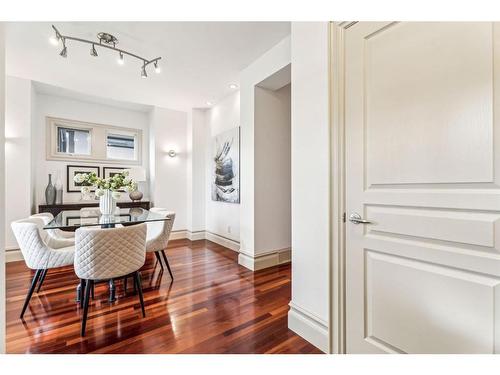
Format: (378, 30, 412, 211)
(6, 239, 322, 354)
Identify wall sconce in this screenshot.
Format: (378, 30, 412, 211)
(168, 150, 177, 157)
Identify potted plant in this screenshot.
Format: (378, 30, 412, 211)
(73, 171, 138, 215)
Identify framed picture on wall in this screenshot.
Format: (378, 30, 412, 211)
(103, 167, 127, 192)
(66, 165, 100, 192)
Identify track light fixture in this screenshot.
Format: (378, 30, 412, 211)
(118, 51, 124, 65)
(51, 25, 162, 78)
(90, 44, 98, 57)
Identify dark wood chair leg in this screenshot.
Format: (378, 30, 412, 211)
(81, 280, 93, 337)
(161, 250, 174, 280)
(154, 251, 164, 270)
(91, 283, 95, 300)
(36, 269, 48, 293)
(80, 279, 87, 308)
(134, 272, 146, 317)
(123, 276, 128, 294)
(20, 269, 43, 319)
(76, 280, 82, 303)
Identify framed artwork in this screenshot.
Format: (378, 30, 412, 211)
(66, 165, 100, 192)
(103, 167, 127, 192)
(211, 127, 240, 204)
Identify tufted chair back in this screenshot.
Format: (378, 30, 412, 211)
(11, 218, 75, 270)
(75, 223, 147, 280)
(146, 210, 176, 253)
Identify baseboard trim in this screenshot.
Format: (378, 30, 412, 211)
(5, 249, 23, 263)
(288, 302, 328, 353)
(238, 247, 291, 271)
(205, 231, 240, 252)
(5, 230, 240, 263)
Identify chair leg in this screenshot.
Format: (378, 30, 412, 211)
(81, 280, 93, 337)
(36, 269, 48, 293)
(123, 276, 128, 294)
(20, 269, 43, 319)
(161, 250, 174, 281)
(91, 283, 95, 300)
(133, 272, 146, 318)
(109, 279, 116, 302)
(80, 279, 87, 308)
(154, 251, 164, 270)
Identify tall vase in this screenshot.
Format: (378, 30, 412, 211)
(99, 190, 116, 215)
(45, 174, 56, 205)
(55, 172, 63, 204)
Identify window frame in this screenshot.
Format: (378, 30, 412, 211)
(46, 117, 142, 165)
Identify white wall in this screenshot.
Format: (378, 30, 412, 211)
(205, 92, 240, 242)
(239, 36, 291, 262)
(187, 109, 207, 234)
(0, 22, 6, 354)
(288, 22, 330, 352)
(33, 92, 150, 207)
(5, 76, 32, 249)
(254, 84, 291, 252)
(149, 107, 188, 231)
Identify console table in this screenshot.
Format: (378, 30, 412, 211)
(38, 201, 151, 217)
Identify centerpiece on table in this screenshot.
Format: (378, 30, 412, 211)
(73, 170, 138, 215)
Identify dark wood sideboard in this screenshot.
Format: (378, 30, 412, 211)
(38, 201, 151, 217)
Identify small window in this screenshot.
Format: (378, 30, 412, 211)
(47, 117, 142, 165)
(57, 127, 91, 155)
(107, 133, 136, 161)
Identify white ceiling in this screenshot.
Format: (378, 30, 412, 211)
(6, 22, 290, 112)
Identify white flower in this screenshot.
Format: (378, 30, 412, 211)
(123, 177, 132, 184)
(80, 186, 90, 194)
(74, 174, 85, 184)
(112, 191, 121, 200)
(95, 189, 105, 197)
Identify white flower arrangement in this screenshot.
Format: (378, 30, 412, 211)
(74, 170, 137, 198)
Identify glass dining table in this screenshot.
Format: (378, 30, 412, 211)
(43, 207, 170, 230)
(43, 207, 171, 302)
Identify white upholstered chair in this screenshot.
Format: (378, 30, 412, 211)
(30, 213, 75, 249)
(147, 208, 175, 280)
(11, 218, 75, 318)
(74, 223, 147, 336)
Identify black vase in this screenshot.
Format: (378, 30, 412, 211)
(45, 174, 56, 205)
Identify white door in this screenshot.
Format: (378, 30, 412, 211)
(345, 22, 500, 354)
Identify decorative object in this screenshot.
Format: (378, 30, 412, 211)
(67, 165, 100, 193)
(73, 170, 137, 215)
(45, 174, 57, 205)
(50, 25, 162, 78)
(211, 127, 240, 203)
(125, 167, 147, 201)
(55, 172, 63, 204)
(103, 167, 127, 191)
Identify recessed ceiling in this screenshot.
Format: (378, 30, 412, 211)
(5, 22, 290, 111)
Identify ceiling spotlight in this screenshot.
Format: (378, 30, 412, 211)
(49, 36, 59, 46)
(229, 83, 238, 89)
(154, 61, 161, 74)
(118, 51, 124, 65)
(90, 44, 98, 57)
(206, 101, 213, 106)
(141, 65, 148, 79)
(60, 44, 67, 58)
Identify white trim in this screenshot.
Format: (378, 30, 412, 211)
(4, 230, 241, 262)
(205, 231, 240, 252)
(288, 301, 329, 353)
(238, 247, 291, 271)
(5, 249, 23, 263)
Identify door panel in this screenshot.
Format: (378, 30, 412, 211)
(345, 22, 500, 353)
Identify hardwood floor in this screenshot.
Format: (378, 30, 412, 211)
(5, 239, 322, 354)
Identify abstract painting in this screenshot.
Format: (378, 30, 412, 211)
(212, 127, 240, 203)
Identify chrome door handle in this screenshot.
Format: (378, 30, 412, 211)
(349, 213, 372, 225)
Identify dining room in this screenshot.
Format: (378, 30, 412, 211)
(2, 21, 319, 354)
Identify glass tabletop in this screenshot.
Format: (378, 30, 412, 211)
(43, 208, 170, 230)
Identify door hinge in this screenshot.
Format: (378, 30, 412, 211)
(342, 212, 346, 223)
